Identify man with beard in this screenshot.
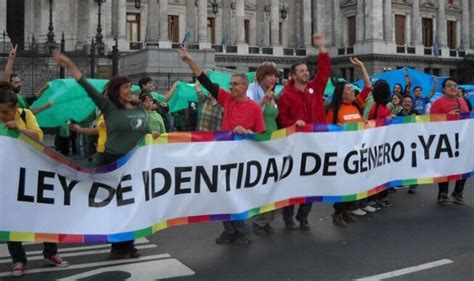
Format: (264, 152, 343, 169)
(277, 33, 331, 231)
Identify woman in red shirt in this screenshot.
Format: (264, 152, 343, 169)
(430, 78, 469, 206)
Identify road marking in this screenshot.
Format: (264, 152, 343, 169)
(57, 259, 195, 280)
(354, 259, 453, 281)
(0, 254, 171, 277)
(0, 244, 157, 264)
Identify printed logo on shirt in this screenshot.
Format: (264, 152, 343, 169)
(308, 88, 314, 94)
(130, 117, 145, 130)
(342, 113, 362, 121)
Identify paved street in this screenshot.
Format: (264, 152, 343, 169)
(1, 181, 473, 281)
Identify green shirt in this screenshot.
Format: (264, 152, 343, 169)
(145, 110, 166, 134)
(263, 103, 278, 133)
(16, 94, 29, 109)
(78, 77, 151, 155)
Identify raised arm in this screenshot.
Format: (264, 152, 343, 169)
(427, 76, 439, 100)
(52, 51, 112, 113)
(311, 34, 331, 93)
(164, 81, 179, 101)
(2, 45, 17, 82)
(350, 57, 371, 89)
(177, 46, 219, 99)
(403, 68, 412, 95)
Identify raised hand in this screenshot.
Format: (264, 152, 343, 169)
(177, 46, 193, 64)
(350, 57, 364, 67)
(312, 33, 325, 48)
(8, 44, 17, 60)
(52, 50, 82, 80)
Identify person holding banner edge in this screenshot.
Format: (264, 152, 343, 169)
(276, 33, 331, 231)
(177, 45, 265, 245)
(51, 51, 161, 259)
(430, 78, 469, 206)
(0, 82, 69, 277)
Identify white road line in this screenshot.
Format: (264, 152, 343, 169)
(0, 244, 157, 264)
(0, 237, 150, 258)
(0, 254, 171, 277)
(354, 259, 454, 281)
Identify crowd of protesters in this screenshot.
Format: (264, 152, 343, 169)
(0, 33, 472, 277)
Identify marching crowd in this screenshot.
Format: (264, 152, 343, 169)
(0, 33, 472, 277)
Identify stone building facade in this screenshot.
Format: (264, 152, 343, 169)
(2, 0, 474, 84)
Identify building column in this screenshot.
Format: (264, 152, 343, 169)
(116, 0, 128, 51)
(185, 0, 197, 43)
(333, 0, 343, 48)
(270, 0, 280, 46)
(197, 0, 210, 49)
(0, 0, 9, 42)
(146, 0, 159, 46)
(411, 0, 422, 46)
(461, 0, 470, 49)
(437, 0, 447, 47)
(470, 0, 474, 49)
(271, 0, 283, 55)
(158, 0, 171, 48)
(288, 0, 297, 48)
(356, 0, 365, 43)
(302, 0, 312, 48)
(222, 0, 232, 45)
(364, 1, 383, 41)
(235, 0, 248, 54)
(383, 0, 393, 42)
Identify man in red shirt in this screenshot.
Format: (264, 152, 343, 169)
(277, 33, 331, 231)
(178, 46, 265, 245)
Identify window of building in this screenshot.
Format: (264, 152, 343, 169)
(447, 20, 457, 49)
(395, 15, 406, 45)
(422, 18, 433, 47)
(126, 13, 140, 42)
(348, 16, 356, 46)
(208, 18, 216, 44)
(245, 20, 250, 44)
(168, 15, 179, 42)
(432, 68, 440, 76)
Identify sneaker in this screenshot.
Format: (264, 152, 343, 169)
(381, 200, 393, 207)
(343, 211, 358, 223)
(284, 218, 298, 231)
(407, 186, 416, 194)
(11, 262, 24, 277)
(264, 224, 276, 235)
(299, 219, 311, 231)
(332, 214, 347, 227)
(351, 208, 367, 216)
(215, 231, 237, 245)
(362, 206, 377, 213)
(109, 247, 140, 259)
(44, 255, 69, 267)
(252, 223, 267, 236)
(233, 233, 251, 246)
(451, 193, 465, 205)
(438, 196, 453, 206)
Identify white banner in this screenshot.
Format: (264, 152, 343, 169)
(0, 118, 473, 241)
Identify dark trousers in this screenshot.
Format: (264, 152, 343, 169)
(438, 179, 467, 197)
(282, 203, 312, 222)
(333, 202, 353, 215)
(97, 152, 135, 252)
(8, 242, 57, 264)
(222, 221, 249, 235)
